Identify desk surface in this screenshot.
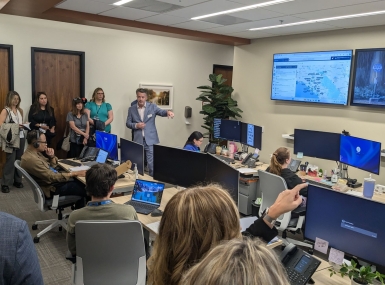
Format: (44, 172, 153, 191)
(58, 160, 153, 191)
(312, 258, 350, 285)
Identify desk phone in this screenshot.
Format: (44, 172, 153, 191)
(280, 244, 320, 285)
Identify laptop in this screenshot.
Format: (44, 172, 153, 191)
(83, 149, 109, 167)
(124, 179, 165, 215)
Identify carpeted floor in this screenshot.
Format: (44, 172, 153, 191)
(0, 180, 73, 285)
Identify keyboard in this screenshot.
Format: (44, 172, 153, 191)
(214, 154, 234, 164)
(83, 161, 100, 167)
(59, 159, 82, 167)
(124, 200, 158, 215)
(305, 179, 333, 189)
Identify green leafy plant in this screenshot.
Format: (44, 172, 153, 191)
(329, 259, 385, 284)
(196, 74, 242, 143)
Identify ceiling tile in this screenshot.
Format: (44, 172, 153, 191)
(205, 20, 269, 34)
(229, 30, 277, 39)
(100, 6, 157, 19)
(263, 0, 382, 15)
(139, 14, 188, 25)
(247, 15, 306, 29)
(327, 14, 385, 28)
(170, 20, 222, 30)
(201, 14, 250, 25)
(56, 0, 114, 14)
(88, 0, 117, 4)
(228, 7, 284, 21)
(266, 22, 339, 36)
(165, 0, 243, 18)
(157, 0, 212, 7)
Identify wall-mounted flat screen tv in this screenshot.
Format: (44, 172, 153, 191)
(271, 50, 353, 105)
(350, 48, 385, 107)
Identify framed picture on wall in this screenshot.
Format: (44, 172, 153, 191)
(139, 84, 173, 110)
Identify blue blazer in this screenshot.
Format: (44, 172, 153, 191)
(126, 102, 168, 146)
(184, 144, 200, 152)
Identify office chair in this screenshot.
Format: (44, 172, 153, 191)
(14, 160, 82, 243)
(72, 220, 146, 285)
(258, 170, 311, 248)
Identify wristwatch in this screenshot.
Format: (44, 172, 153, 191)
(262, 207, 276, 225)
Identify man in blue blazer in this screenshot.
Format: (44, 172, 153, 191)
(126, 88, 174, 176)
(0, 211, 44, 285)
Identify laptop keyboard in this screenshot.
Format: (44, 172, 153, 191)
(305, 179, 333, 189)
(214, 154, 234, 163)
(125, 200, 157, 211)
(59, 159, 82, 167)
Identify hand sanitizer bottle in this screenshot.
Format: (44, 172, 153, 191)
(363, 174, 375, 199)
(134, 163, 138, 180)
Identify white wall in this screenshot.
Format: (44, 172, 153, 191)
(0, 14, 234, 147)
(233, 25, 385, 185)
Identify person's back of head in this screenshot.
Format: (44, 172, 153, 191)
(182, 238, 290, 285)
(148, 185, 241, 285)
(85, 164, 117, 198)
(269, 147, 290, 176)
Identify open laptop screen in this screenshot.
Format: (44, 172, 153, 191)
(96, 149, 108, 163)
(132, 179, 165, 206)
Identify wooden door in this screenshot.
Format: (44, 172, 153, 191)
(0, 45, 13, 177)
(32, 48, 85, 158)
(213, 64, 233, 87)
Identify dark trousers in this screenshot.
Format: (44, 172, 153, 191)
(68, 142, 85, 159)
(53, 180, 87, 209)
(143, 138, 153, 177)
(2, 138, 25, 186)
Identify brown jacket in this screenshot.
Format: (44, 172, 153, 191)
(21, 148, 71, 197)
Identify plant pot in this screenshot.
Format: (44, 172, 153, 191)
(351, 278, 370, 285)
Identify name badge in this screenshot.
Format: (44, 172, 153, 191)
(147, 114, 153, 118)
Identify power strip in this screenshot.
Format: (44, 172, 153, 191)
(375, 184, 385, 193)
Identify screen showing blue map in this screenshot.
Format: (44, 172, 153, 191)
(350, 48, 385, 107)
(271, 50, 352, 105)
(95, 131, 118, 161)
(340, 135, 381, 175)
(132, 179, 164, 206)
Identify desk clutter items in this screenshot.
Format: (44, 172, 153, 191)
(363, 174, 376, 199)
(306, 164, 318, 177)
(115, 160, 132, 177)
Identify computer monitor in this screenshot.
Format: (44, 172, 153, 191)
(294, 129, 341, 161)
(205, 154, 239, 205)
(305, 184, 385, 270)
(213, 118, 241, 142)
(95, 131, 118, 161)
(120, 138, 144, 176)
(240, 122, 262, 150)
(153, 145, 207, 187)
(339, 135, 381, 175)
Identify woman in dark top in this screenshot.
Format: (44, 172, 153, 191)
(28, 92, 56, 146)
(267, 147, 307, 197)
(183, 131, 203, 152)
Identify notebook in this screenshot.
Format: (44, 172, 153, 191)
(83, 149, 108, 167)
(125, 179, 165, 215)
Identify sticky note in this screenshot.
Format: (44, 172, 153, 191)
(314, 237, 329, 254)
(328, 248, 344, 265)
(297, 152, 303, 159)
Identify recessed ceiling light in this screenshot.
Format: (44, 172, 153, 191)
(113, 0, 134, 6)
(191, 0, 294, 20)
(249, 10, 385, 31)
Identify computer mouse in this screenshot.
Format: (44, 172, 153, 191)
(151, 209, 163, 217)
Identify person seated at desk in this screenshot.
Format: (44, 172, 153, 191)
(182, 238, 289, 285)
(148, 183, 305, 285)
(66, 164, 138, 256)
(21, 130, 87, 209)
(183, 131, 203, 152)
(267, 147, 307, 197)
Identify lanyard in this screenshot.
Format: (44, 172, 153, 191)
(88, 200, 113, 206)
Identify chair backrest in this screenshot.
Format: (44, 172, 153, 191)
(75, 220, 146, 285)
(258, 170, 291, 231)
(14, 160, 46, 211)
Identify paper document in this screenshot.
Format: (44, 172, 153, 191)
(69, 166, 90, 172)
(314, 237, 329, 254)
(237, 168, 258, 175)
(146, 221, 160, 234)
(22, 123, 31, 130)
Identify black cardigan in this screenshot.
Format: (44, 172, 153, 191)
(266, 167, 307, 197)
(242, 218, 278, 242)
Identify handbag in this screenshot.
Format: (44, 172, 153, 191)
(56, 124, 70, 152)
(94, 119, 105, 131)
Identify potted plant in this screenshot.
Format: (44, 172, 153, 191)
(329, 259, 385, 285)
(196, 73, 242, 143)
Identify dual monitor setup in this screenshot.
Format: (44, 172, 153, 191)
(213, 118, 262, 150)
(294, 129, 381, 175)
(271, 48, 385, 108)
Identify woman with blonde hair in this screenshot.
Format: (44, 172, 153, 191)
(268, 147, 307, 197)
(182, 238, 290, 285)
(0, 91, 26, 193)
(85, 87, 113, 134)
(148, 184, 305, 285)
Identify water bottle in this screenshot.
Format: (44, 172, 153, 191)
(133, 163, 138, 180)
(363, 174, 376, 199)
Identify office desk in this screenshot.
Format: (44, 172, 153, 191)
(312, 259, 350, 285)
(58, 160, 153, 193)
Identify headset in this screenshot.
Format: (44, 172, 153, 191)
(33, 130, 40, 148)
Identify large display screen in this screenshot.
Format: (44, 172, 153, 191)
(339, 135, 381, 175)
(350, 48, 385, 107)
(240, 123, 262, 150)
(95, 131, 118, 161)
(213, 118, 241, 142)
(271, 50, 353, 105)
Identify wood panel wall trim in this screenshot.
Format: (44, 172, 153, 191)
(31, 47, 85, 101)
(0, 44, 14, 90)
(0, 0, 11, 11)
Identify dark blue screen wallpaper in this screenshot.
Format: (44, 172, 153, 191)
(95, 131, 118, 161)
(339, 135, 381, 174)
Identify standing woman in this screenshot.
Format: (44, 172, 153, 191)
(66, 98, 89, 158)
(28, 92, 56, 146)
(0, 91, 26, 193)
(85, 88, 113, 133)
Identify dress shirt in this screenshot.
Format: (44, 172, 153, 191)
(136, 102, 146, 137)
